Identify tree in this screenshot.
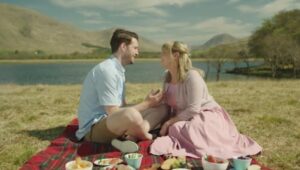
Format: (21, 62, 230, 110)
(248, 9, 300, 77)
(238, 49, 251, 74)
(207, 44, 233, 81)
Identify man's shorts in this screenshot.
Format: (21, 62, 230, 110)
(84, 117, 119, 143)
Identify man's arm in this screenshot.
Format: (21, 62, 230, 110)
(105, 89, 163, 115)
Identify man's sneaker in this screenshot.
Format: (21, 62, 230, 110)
(111, 139, 139, 153)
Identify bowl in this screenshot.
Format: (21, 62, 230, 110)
(232, 156, 252, 170)
(65, 160, 93, 170)
(124, 153, 143, 169)
(201, 156, 229, 170)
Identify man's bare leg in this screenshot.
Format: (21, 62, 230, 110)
(106, 107, 152, 140)
(140, 104, 168, 130)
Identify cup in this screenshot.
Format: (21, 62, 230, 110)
(232, 156, 252, 170)
(124, 153, 143, 169)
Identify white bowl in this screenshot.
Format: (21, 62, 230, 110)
(65, 160, 93, 170)
(202, 156, 229, 170)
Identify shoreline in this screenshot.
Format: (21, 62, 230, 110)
(0, 58, 262, 63)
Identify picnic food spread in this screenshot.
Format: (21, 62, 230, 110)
(65, 157, 93, 170)
(66, 155, 262, 170)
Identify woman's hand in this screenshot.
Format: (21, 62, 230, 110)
(159, 117, 181, 136)
(145, 89, 163, 107)
(159, 121, 170, 136)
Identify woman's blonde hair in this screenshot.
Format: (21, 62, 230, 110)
(162, 41, 204, 83)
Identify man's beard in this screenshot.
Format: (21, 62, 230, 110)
(129, 55, 135, 64)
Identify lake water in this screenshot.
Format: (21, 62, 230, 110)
(0, 60, 263, 85)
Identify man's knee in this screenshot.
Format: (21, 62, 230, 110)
(121, 107, 144, 125)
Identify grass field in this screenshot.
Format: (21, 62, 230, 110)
(0, 80, 299, 170)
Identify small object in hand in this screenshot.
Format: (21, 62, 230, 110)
(153, 89, 161, 95)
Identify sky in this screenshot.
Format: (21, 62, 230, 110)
(1, 0, 300, 45)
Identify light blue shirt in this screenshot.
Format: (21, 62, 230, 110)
(76, 56, 125, 140)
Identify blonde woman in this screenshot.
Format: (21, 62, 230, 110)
(150, 41, 262, 159)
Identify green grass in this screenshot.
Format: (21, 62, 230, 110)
(0, 80, 299, 169)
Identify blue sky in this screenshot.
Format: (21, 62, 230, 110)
(1, 0, 300, 45)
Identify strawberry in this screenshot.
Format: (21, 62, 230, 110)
(207, 155, 217, 163)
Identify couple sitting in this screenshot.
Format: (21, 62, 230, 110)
(75, 28, 262, 159)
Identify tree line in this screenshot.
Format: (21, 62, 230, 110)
(249, 9, 300, 78)
(193, 9, 300, 80)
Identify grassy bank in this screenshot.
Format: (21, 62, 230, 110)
(0, 80, 299, 169)
(227, 65, 300, 79)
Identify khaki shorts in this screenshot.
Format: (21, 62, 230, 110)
(84, 117, 119, 143)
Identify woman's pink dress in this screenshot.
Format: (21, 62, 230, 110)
(150, 70, 262, 159)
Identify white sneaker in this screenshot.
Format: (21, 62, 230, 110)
(111, 139, 139, 153)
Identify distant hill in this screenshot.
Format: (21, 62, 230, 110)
(192, 33, 239, 51)
(0, 3, 160, 54)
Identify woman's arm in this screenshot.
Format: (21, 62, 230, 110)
(159, 116, 181, 136)
(176, 70, 205, 121)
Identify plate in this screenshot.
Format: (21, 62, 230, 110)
(99, 164, 135, 170)
(94, 158, 123, 166)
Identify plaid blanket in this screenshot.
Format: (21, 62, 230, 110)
(20, 119, 272, 170)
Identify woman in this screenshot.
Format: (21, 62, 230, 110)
(150, 41, 262, 159)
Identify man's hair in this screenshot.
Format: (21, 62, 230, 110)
(110, 29, 139, 53)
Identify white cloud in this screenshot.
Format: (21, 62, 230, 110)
(51, 0, 200, 17)
(142, 7, 169, 17)
(194, 17, 253, 37)
(78, 11, 101, 17)
(227, 0, 240, 4)
(122, 7, 169, 17)
(84, 19, 106, 24)
(109, 17, 252, 45)
(51, 0, 202, 17)
(237, 0, 300, 17)
(51, 0, 198, 11)
(123, 10, 140, 17)
(237, 5, 256, 13)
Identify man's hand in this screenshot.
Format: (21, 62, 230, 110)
(145, 89, 163, 108)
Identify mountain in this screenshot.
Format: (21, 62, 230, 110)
(192, 33, 239, 51)
(0, 3, 160, 54)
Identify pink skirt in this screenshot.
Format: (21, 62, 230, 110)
(150, 107, 262, 159)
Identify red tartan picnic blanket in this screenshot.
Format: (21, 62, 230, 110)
(20, 118, 272, 170)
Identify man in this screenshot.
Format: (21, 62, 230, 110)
(76, 28, 167, 153)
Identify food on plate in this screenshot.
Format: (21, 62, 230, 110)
(142, 163, 161, 170)
(161, 156, 190, 170)
(202, 155, 228, 170)
(65, 157, 93, 170)
(102, 164, 133, 170)
(206, 155, 225, 163)
(94, 158, 123, 166)
(161, 158, 177, 170)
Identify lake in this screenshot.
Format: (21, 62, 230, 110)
(0, 60, 263, 85)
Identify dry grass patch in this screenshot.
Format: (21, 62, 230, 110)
(0, 80, 299, 169)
